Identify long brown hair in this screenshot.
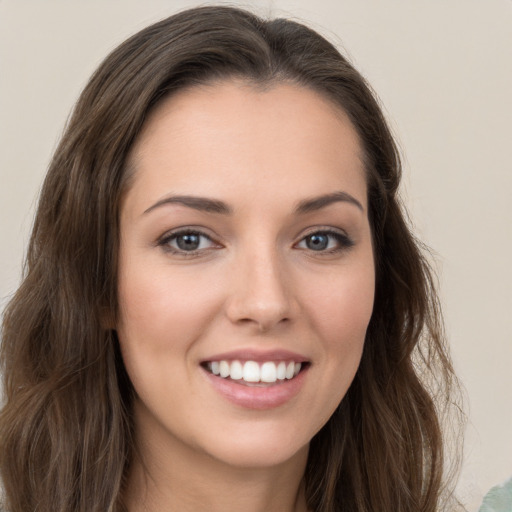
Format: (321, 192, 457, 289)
(0, 6, 463, 511)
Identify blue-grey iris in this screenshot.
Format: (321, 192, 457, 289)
(177, 233, 201, 251)
(307, 234, 329, 251)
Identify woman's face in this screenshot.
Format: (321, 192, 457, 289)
(116, 81, 375, 470)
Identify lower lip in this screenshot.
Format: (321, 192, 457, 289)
(202, 366, 309, 410)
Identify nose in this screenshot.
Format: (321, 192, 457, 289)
(225, 246, 296, 332)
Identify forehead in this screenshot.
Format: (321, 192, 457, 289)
(125, 81, 367, 215)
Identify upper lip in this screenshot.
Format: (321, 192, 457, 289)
(200, 349, 310, 363)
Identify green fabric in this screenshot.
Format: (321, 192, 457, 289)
(478, 477, 512, 512)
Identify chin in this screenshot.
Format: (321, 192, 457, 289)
(194, 421, 312, 470)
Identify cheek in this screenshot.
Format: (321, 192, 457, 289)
(301, 258, 375, 415)
(115, 262, 226, 397)
(115, 262, 225, 408)
(307, 260, 375, 343)
(117, 263, 222, 345)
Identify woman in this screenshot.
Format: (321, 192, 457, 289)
(0, 6, 463, 512)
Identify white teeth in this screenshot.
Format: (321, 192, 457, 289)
(242, 361, 260, 382)
(230, 360, 243, 380)
(276, 362, 286, 380)
(207, 359, 304, 383)
(260, 362, 277, 383)
(285, 361, 295, 379)
(219, 360, 230, 378)
(211, 361, 220, 375)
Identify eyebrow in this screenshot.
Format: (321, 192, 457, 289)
(295, 191, 364, 214)
(143, 195, 233, 215)
(143, 191, 364, 216)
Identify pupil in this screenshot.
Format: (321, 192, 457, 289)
(177, 234, 200, 250)
(307, 234, 328, 251)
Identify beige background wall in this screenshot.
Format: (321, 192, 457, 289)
(1, 1, 511, 509)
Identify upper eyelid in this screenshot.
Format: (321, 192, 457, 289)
(295, 226, 351, 241)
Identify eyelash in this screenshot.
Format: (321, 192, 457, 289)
(157, 228, 354, 257)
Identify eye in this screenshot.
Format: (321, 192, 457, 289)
(158, 229, 217, 254)
(296, 230, 354, 253)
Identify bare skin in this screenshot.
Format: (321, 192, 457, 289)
(124, 399, 310, 512)
(117, 81, 374, 511)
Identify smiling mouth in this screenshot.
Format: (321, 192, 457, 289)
(201, 360, 308, 386)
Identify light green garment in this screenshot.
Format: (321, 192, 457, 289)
(478, 477, 512, 512)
